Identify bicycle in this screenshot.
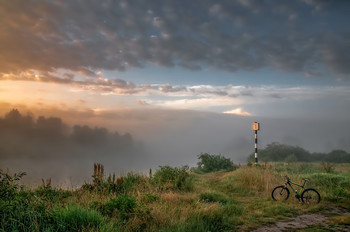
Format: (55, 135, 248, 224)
(272, 175, 320, 204)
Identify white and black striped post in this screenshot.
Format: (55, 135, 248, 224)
(252, 122, 260, 165)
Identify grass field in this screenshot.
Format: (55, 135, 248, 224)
(1, 162, 349, 231)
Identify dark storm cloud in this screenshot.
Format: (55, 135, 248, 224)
(1, 0, 350, 79)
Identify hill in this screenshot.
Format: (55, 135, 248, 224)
(1, 162, 350, 231)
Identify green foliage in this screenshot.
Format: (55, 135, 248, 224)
(199, 192, 228, 205)
(0, 192, 54, 232)
(309, 172, 350, 203)
(99, 194, 137, 220)
(273, 162, 317, 175)
(1, 163, 350, 231)
(248, 143, 311, 162)
(0, 170, 26, 200)
(141, 193, 159, 203)
(34, 187, 72, 202)
(123, 172, 143, 192)
(321, 162, 335, 173)
(153, 165, 193, 191)
(159, 206, 242, 232)
(53, 203, 110, 231)
(194, 153, 238, 173)
(324, 150, 350, 163)
(247, 143, 350, 163)
(284, 154, 298, 163)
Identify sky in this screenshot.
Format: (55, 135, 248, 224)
(1, 0, 350, 185)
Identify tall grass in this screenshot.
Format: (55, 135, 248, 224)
(1, 162, 349, 231)
(53, 203, 112, 232)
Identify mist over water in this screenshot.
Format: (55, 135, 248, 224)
(0, 108, 349, 187)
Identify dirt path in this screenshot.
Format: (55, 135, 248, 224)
(251, 208, 350, 232)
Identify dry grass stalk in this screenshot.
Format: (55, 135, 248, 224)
(321, 162, 334, 173)
(117, 176, 124, 186)
(41, 178, 52, 189)
(93, 163, 104, 187)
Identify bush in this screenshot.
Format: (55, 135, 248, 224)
(247, 143, 311, 162)
(153, 166, 193, 191)
(194, 153, 238, 173)
(0, 170, 26, 200)
(123, 172, 143, 192)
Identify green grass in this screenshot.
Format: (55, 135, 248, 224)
(1, 163, 350, 231)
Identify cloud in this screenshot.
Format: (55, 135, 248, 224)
(76, 99, 86, 104)
(135, 99, 149, 106)
(223, 107, 252, 116)
(0, 0, 349, 80)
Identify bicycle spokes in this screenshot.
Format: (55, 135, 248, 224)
(301, 189, 321, 204)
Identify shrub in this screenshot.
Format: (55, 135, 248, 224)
(0, 170, 26, 200)
(153, 166, 193, 191)
(123, 172, 143, 192)
(194, 153, 238, 173)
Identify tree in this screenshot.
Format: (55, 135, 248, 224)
(247, 143, 311, 162)
(194, 153, 237, 173)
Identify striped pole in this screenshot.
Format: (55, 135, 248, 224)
(255, 130, 258, 165)
(252, 122, 260, 165)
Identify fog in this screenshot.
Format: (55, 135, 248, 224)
(0, 108, 349, 187)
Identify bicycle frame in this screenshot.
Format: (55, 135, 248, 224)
(272, 176, 320, 203)
(284, 177, 308, 196)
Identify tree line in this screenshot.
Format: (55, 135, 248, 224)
(247, 142, 350, 163)
(0, 109, 134, 159)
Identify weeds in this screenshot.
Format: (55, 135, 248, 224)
(93, 163, 104, 189)
(199, 192, 228, 205)
(1, 162, 350, 231)
(153, 165, 194, 191)
(41, 178, 52, 189)
(0, 169, 26, 200)
(53, 203, 112, 231)
(99, 195, 137, 220)
(321, 162, 335, 173)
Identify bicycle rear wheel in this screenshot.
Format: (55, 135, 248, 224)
(301, 188, 321, 204)
(272, 186, 290, 201)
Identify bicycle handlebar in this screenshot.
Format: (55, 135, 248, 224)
(285, 175, 290, 181)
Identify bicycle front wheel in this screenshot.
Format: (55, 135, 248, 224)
(272, 186, 290, 201)
(301, 188, 321, 204)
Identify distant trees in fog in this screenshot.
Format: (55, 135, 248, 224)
(247, 142, 350, 163)
(0, 109, 133, 158)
